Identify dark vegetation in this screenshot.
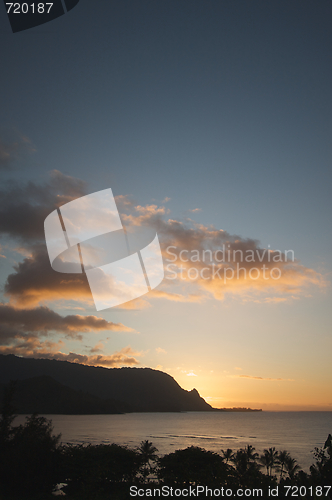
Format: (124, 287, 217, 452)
(0, 382, 331, 500)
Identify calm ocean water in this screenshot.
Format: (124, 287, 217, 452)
(16, 411, 332, 471)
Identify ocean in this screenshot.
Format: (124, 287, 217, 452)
(15, 411, 332, 471)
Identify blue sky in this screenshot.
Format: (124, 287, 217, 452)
(0, 0, 331, 409)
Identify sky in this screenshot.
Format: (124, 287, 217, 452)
(0, 0, 331, 411)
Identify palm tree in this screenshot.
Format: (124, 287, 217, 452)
(284, 456, 300, 480)
(221, 448, 234, 463)
(231, 448, 261, 488)
(232, 450, 249, 477)
(137, 440, 158, 480)
(277, 450, 291, 480)
(259, 452, 271, 476)
(259, 447, 278, 476)
(244, 445, 259, 462)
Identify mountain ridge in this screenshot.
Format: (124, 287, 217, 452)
(0, 354, 212, 413)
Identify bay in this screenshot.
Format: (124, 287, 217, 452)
(16, 411, 332, 471)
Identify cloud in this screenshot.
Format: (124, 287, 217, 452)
(188, 208, 202, 213)
(242, 296, 288, 304)
(56, 347, 141, 367)
(0, 301, 138, 367)
(121, 206, 325, 303)
(0, 343, 140, 368)
(121, 204, 169, 227)
(0, 302, 134, 344)
(156, 347, 167, 354)
(4, 244, 155, 310)
(0, 170, 86, 241)
(149, 289, 203, 303)
(90, 342, 104, 353)
(0, 132, 35, 170)
(1, 173, 326, 311)
(114, 194, 135, 208)
(4, 244, 92, 307)
(0, 337, 65, 357)
(231, 374, 295, 382)
(186, 371, 197, 377)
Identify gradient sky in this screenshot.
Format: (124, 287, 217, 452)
(0, 0, 331, 410)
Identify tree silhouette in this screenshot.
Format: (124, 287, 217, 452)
(158, 446, 228, 486)
(244, 444, 259, 462)
(137, 440, 159, 481)
(62, 443, 141, 497)
(232, 449, 251, 476)
(277, 450, 291, 480)
(0, 380, 17, 443)
(221, 448, 234, 463)
(259, 452, 270, 476)
(259, 447, 279, 476)
(284, 456, 301, 480)
(0, 413, 61, 498)
(230, 448, 263, 489)
(310, 434, 332, 487)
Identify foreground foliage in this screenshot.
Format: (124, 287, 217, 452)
(0, 388, 331, 499)
(0, 384, 61, 499)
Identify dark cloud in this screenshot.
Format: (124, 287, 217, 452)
(0, 170, 86, 241)
(0, 302, 134, 344)
(4, 244, 91, 307)
(0, 302, 137, 366)
(4, 244, 150, 310)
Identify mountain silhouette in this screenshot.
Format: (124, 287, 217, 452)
(0, 375, 131, 414)
(0, 354, 212, 413)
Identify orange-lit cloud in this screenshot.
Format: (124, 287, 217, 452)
(122, 204, 169, 227)
(4, 245, 92, 308)
(0, 342, 141, 368)
(119, 203, 326, 304)
(149, 289, 203, 303)
(1, 174, 326, 311)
